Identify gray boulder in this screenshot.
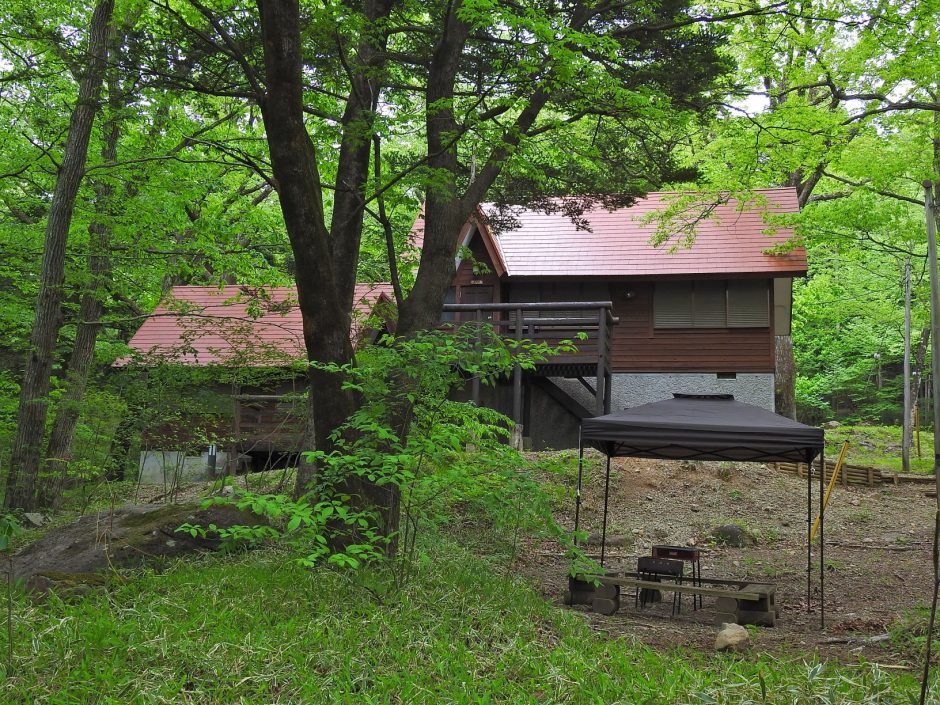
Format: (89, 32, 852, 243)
(8, 502, 266, 594)
(710, 524, 756, 547)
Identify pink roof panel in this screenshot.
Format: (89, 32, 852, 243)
(471, 188, 807, 278)
(122, 283, 392, 366)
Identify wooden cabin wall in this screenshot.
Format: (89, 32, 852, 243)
(609, 282, 775, 373)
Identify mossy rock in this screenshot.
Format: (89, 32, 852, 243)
(710, 524, 756, 548)
(11, 502, 268, 593)
(26, 571, 111, 602)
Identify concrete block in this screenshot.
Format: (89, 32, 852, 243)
(592, 597, 620, 615)
(737, 607, 776, 627)
(714, 611, 737, 627)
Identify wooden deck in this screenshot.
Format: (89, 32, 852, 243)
(441, 301, 617, 422)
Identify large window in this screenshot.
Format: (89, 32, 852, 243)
(654, 280, 769, 329)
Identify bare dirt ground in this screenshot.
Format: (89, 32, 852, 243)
(515, 453, 937, 665)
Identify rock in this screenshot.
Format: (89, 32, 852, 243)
(782, 520, 790, 527)
(824, 421, 841, 428)
(645, 495, 654, 501)
(690, 504, 701, 513)
(850, 499, 860, 506)
(862, 537, 873, 544)
(686, 538, 697, 546)
(710, 524, 756, 548)
(26, 571, 109, 602)
(11, 502, 269, 592)
(221, 485, 236, 496)
(715, 623, 751, 652)
(22, 512, 46, 528)
(763, 506, 772, 513)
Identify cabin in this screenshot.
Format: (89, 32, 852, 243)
(121, 284, 392, 481)
(419, 188, 807, 448)
(124, 187, 807, 471)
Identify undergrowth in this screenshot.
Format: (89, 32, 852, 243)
(2, 536, 933, 704)
(825, 425, 935, 474)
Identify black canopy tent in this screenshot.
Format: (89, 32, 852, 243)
(575, 394, 827, 627)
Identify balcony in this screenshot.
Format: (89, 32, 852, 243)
(441, 301, 617, 421)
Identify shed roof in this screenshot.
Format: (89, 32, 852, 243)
(410, 188, 807, 278)
(122, 284, 392, 366)
(581, 394, 824, 463)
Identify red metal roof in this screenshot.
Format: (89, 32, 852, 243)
(414, 188, 807, 278)
(122, 284, 392, 366)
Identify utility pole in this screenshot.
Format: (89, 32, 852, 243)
(904, 257, 912, 473)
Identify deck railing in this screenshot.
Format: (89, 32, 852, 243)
(441, 301, 617, 419)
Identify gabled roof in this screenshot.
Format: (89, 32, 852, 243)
(122, 284, 392, 366)
(412, 188, 807, 278)
(408, 206, 508, 276)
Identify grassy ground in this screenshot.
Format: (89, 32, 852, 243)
(825, 425, 935, 474)
(3, 536, 933, 704)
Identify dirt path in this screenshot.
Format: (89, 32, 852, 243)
(516, 454, 937, 664)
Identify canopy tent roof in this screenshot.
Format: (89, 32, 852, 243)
(581, 394, 824, 463)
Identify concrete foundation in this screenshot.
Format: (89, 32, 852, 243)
(552, 373, 775, 414)
(138, 450, 229, 484)
(611, 373, 776, 411)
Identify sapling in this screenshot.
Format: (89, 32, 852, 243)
(0, 514, 21, 679)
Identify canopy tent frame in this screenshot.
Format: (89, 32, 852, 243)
(573, 394, 826, 628)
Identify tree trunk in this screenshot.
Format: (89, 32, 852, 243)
(257, 0, 398, 535)
(3, 0, 114, 511)
(774, 335, 796, 419)
(908, 328, 932, 454)
(38, 68, 122, 508)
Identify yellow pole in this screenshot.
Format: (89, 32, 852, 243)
(811, 441, 849, 542)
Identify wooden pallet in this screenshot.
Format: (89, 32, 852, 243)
(776, 461, 885, 486)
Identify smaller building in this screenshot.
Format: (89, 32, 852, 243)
(122, 284, 392, 483)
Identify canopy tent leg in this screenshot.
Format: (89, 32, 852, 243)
(820, 447, 826, 628)
(574, 427, 584, 546)
(806, 448, 813, 613)
(600, 454, 612, 567)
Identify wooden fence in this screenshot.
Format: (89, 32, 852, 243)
(775, 461, 887, 486)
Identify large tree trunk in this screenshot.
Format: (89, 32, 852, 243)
(4, 0, 114, 511)
(774, 335, 796, 419)
(257, 0, 399, 535)
(38, 66, 122, 508)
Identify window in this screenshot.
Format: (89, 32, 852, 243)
(654, 280, 769, 328)
(727, 280, 770, 327)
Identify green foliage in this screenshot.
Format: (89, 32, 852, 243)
(182, 325, 593, 582)
(0, 514, 20, 553)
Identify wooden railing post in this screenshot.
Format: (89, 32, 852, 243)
(595, 306, 607, 416)
(471, 307, 482, 405)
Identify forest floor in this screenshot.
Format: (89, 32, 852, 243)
(517, 451, 938, 667)
(6, 454, 940, 702)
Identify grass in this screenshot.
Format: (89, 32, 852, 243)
(825, 425, 935, 474)
(2, 537, 935, 704)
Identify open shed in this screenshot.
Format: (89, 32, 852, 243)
(575, 393, 827, 626)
